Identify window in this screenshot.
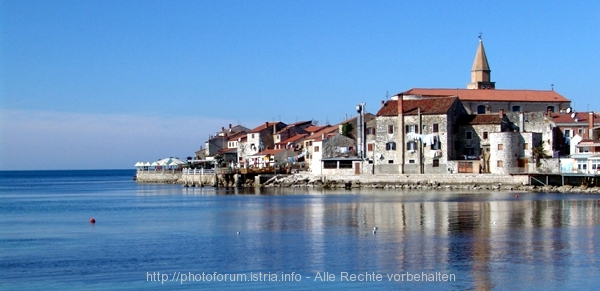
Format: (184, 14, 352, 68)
(591, 160, 600, 171)
(564, 129, 572, 138)
(498, 144, 504, 150)
(388, 160, 394, 164)
(251, 134, 255, 138)
(547, 106, 555, 113)
(512, 105, 521, 112)
(483, 131, 488, 140)
(523, 143, 529, 150)
(432, 124, 439, 133)
(408, 159, 415, 164)
(323, 161, 337, 169)
(577, 160, 587, 170)
(367, 127, 376, 135)
(406, 124, 417, 133)
(386, 142, 396, 151)
(578, 128, 584, 135)
(497, 160, 503, 167)
(367, 143, 374, 152)
(466, 131, 473, 139)
(433, 159, 439, 167)
(339, 161, 352, 169)
(477, 105, 486, 114)
(431, 140, 441, 150)
(314, 146, 320, 152)
(388, 125, 394, 134)
(407, 141, 416, 151)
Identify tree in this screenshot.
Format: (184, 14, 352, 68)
(532, 144, 550, 167)
(341, 123, 353, 137)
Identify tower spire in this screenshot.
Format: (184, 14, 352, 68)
(467, 35, 495, 90)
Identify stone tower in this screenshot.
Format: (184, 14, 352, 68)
(467, 37, 495, 90)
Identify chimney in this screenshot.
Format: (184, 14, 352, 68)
(519, 111, 524, 132)
(397, 95, 403, 115)
(589, 112, 594, 139)
(273, 123, 277, 135)
(229, 124, 232, 129)
(339, 124, 343, 134)
(381, 100, 385, 106)
(221, 126, 225, 132)
(499, 108, 504, 117)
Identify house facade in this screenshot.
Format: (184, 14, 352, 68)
(313, 134, 360, 175)
(373, 95, 465, 174)
(243, 121, 287, 166)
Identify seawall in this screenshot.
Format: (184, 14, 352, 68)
(135, 170, 216, 185)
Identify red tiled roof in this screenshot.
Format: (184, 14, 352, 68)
(576, 140, 600, 147)
(551, 112, 600, 124)
(278, 134, 307, 145)
(249, 121, 285, 133)
(314, 133, 337, 142)
(289, 120, 312, 127)
(402, 88, 570, 103)
(304, 125, 329, 133)
(216, 148, 237, 155)
(306, 126, 339, 139)
(226, 131, 247, 141)
(376, 97, 458, 116)
(458, 114, 503, 125)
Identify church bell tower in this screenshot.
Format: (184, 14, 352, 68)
(467, 35, 495, 90)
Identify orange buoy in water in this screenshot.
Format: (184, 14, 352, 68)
(90, 218, 96, 223)
(515, 195, 519, 199)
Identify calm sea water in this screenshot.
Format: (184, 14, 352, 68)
(1, 170, 599, 290)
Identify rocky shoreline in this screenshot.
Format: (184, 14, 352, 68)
(138, 171, 600, 194)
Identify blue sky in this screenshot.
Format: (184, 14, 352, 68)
(1, 0, 599, 170)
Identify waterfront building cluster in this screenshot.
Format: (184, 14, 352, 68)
(137, 38, 600, 184)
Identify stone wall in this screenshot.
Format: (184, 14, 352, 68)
(136, 171, 182, 183)
(462, 101, 567, 115)
(505, 111, 556, 156)
(490, 132, 520, 174)
(322, 173, 529, 186)
(180, 172, 217, 186)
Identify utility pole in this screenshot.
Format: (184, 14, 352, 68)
(356, 102, 366, 159)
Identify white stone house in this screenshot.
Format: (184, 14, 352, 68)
(313, 134, 360, 176)
(244, 121, 287, 166)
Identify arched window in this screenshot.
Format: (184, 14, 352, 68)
(477, 105, 486, 114)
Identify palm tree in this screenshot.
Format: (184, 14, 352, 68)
(532, 144, 550, 167)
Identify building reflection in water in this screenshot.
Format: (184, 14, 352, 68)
(135, 186, 600, 289)
(248, 191, 600, 289)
